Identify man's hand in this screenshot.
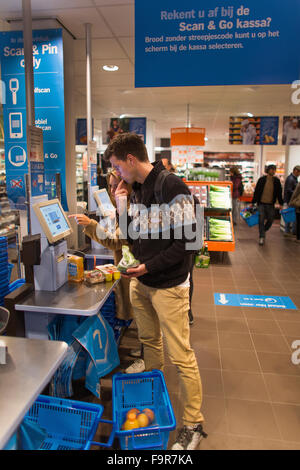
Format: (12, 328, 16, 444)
(121, 264, 148, 278)
(115, 180, 128, 214)
(68, 214, 92, 226)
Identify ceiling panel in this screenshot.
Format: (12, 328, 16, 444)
(30, 7, 113, 39)
(32, 0, 95, 9)
(98, 4, 134, 37)
(76, 58, 133, 75)
(93, 0, 134, 4)
(74, 38, 128, 61)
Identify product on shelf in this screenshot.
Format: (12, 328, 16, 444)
(67, 255, 84, 282)
(84, 269, 105, 284)
(209, 185, 232, 209)
(208, 217, 232, 241)
(96, 264, 121, 281)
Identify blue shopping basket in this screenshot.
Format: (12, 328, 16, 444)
(280, 207, 296, 223)
(112, 370, 176, 450)
(24, 395, 115, 450)
(241, 208, 259, 227)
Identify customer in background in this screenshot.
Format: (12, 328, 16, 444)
(161, 157, 175, 173)
(69, 169, 145, 374)
(104, 133, 206, 450)
(283, 165, 300, 237)
(230, 167, 243, 225)
(289, 182, 300, 244)
(252, 164, 283, 246)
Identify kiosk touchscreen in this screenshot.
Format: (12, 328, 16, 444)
(33, 198, 73, 244)
(93, 188, 115, 216)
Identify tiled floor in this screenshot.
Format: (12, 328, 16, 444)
(9, 216, 300, 450)
(113, 218, 300, 450)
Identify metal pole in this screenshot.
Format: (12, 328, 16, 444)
(22, 0, 34, 234)
(186, 103, 190, 128)
(86, 23, 92, 212)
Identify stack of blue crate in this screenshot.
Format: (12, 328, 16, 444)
(0, 237, 11, 306)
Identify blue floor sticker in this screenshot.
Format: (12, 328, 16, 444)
(214, 293, 297, 310)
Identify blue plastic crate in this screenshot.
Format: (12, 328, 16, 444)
(8, 263, 13, 282)
(112, 370, 176, 450)
(241, 209, 259, 227)
(24, 395, 115, 450)
(9, 278, 25, 293)
(281, 207, 296, 223)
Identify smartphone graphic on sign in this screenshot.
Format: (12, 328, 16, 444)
(9, 112, 23, 139)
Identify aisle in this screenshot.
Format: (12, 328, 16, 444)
(166, 218, 300, 450)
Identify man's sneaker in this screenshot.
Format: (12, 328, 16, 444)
(129, 348, 142, 358)
(171, 424, 207, 450)
(284, 232, 294, 237)
(259, 237, 264, 246)
(125, 359, 145, 374)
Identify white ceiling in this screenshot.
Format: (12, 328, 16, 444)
(0, 0, 298, 145)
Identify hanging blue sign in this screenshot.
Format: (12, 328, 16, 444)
(214, 293, 297, 309)
(0, 29, 68, 210)
(135, 0, 300, 87)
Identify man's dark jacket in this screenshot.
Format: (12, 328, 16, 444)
(127, 161, 197, 289)
(252, 175, 283, 205)
(284, 173, 298, 204)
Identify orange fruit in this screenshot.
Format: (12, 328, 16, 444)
(142, 408, 155, 424)
(126, 408, 140, 420)
(136, 412, 149, 428)
(122, 418, 139, 431)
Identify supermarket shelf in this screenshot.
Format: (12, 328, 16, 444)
(185, 180, 235, 253)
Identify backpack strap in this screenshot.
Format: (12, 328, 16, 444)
(154, 169, 171, 204)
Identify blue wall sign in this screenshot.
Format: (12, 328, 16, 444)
(0, 29, 68, 210)
(135, 0, 300, 87)
(214, 293, 297, 310)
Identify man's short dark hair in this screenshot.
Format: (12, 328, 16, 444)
(266, 164, 276, 172)
(104, 133, 148, 162)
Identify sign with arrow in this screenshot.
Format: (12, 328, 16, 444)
(214, 293, 297, 310)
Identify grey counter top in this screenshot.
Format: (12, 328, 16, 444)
(0, 336, 67, 449)
(15, 279, 119, 316)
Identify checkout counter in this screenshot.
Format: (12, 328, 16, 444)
(12, 196, 119, 339)
(1, 195, 121, 448)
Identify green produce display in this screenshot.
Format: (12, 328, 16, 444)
(209, 185, 232, 209)
(209, 218, 232, 241)
(117, 246, 140, 273)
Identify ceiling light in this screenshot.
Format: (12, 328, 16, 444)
(247, 113, 254, 117)
(103, 65, 119, 72)
(204, 137, 208, 141)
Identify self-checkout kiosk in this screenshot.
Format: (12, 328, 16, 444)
(27, 195, 73, 291)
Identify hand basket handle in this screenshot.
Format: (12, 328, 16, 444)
(131, 427, 163, 450)
(84, 418, 116, 449)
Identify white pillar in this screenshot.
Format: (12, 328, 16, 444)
(86, 23, 93, 212)
(146, 119, 156, 163)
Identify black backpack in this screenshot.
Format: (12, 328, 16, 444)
(154, 169, 199, 212)
(153, 169, 171, 204)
